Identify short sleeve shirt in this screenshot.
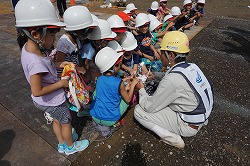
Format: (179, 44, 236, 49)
(21, 45, 65, 106)
(57, 34, 81, 65)
(122, 53, 140, 68)
(135, 32, 154, 57)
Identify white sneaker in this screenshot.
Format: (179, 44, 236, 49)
(161, 133, 185, 149)
(151, 125, 185, 149)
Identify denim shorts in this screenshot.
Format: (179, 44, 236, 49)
(33, 101, 72, 124)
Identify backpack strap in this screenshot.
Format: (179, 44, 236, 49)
(68, 79, 81, 111)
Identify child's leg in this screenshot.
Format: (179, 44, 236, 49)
(61, 123, 74, 146)
(119, 99, 129, 115)
(52, 119, 64, 144)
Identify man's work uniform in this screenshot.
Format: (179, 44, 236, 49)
(134, 62, 213, 137)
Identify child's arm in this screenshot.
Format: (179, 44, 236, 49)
(120, 78, 139, 103)
(55, 51, 66, 63)
(178, 10, 189, 19)
(136, 50, 154, 61)
(150, 44, 161, 60)
(30, 73, 68, 97)
(156, 22, 175, 38)
(132, 64, 138, 74)
(54, 61, 74, 69)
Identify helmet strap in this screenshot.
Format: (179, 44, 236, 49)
(69, 31, 78, 40)
(23, 27, 48, 55)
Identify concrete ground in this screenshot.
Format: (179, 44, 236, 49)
(0, 0, 250, 166)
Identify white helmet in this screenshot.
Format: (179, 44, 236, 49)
(15, 0, 66, 27)
(107, 41, 124, 57)
(163, 14, 173, 22)
(95, 47, 122, 73)
(197, 0, 205, 4)
(107, 15, 126, 29)
(91, 13, 99, 22)
(183, 0, 192, 6)
(64, 6, 98, 31)
(160, 0, 168, 2)
(170, 6, 181, 16)
(120, 31, 137, 51)
(148, 14, 157, 21)
(123, 9, 131, 14)
(87, 19, 117, 40)
(149, 19, 162, 32)
(151, 1, 159, 10)
(135, 13, 150, 28)
(126, 3, 137, 12)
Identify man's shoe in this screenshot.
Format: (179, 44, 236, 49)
(161, 133, 185, 149)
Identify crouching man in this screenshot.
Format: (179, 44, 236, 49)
(134, 31, 214, 148)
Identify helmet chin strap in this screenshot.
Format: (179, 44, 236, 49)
(107, 65, 116, 75)
(23, 27, 48, 55)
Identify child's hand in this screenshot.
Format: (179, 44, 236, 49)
(59, 79, 69, 88)
(131, 77, 139, 87)
(149, 56, 154, 61)
(124, 82, 131, 91)
(168, 21, 175, 27)
(154, 51, 161, 60)
(78, 67, 86, 75)
(60, 61, 74, 68)
(189, 18, 194, 23)
(129, 69, 137, 76)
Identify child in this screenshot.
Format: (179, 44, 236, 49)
(126, 3, 138, 19)
(90, 47, 139, 137)
(158, 0, 170, 22)
(190, 0, 205, 25)
(120, 31, 140, 76)
(85, 19, 117, 79)
(107, 15, 127, 43)
(149, 16, 174, 54)
(76, 19, 117, 118)
(175, 0, 195, 31)
(15, 0, 89, 155)
(147, 1, 160, 17)
(134, 13, 162, 72)
(161, 14, 175, 31)
(56, 6, 97, 76)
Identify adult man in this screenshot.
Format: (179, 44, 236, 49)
(134, 31, 213, 148)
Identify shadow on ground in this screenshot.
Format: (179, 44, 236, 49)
(222, 27, 250, 62)
(0, 130, 15, 166)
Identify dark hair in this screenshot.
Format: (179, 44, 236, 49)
(17, 29, 28, 49)
(173, 52, 187, 63)
(17, 27, 60, 49)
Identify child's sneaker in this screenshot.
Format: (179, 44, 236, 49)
(58, 142, 66, 154)
(64, 140, 89, 156)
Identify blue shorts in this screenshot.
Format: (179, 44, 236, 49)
(33, 101, 72, 124)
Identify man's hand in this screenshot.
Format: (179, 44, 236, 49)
(136, 79, 144, 90)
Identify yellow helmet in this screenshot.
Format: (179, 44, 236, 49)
(160, 31, 190, 53)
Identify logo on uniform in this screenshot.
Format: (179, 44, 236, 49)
(196, 71, 202, 83)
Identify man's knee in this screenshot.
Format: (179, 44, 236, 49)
(134, 105, 144, 121)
